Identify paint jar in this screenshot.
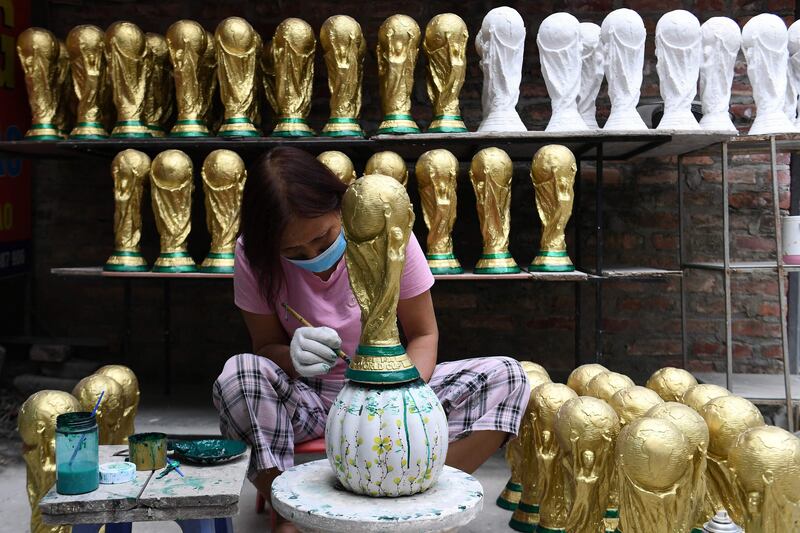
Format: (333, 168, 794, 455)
(782, 215, 800, 265)
(55, 412, 99, 495)
(129, 432, 167, 471)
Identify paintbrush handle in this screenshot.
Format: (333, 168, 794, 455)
(282, 303, 351, 364)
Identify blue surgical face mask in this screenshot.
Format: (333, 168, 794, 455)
(285, 229, 346, 273)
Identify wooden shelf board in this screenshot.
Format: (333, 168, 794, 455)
(587, 267, 683, 279)
(693, 372, 800, 402)
(683, 261, 800, 273)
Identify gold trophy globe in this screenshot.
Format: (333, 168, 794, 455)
(608, 386, 664, 427)
(106, 21, 151, 137)
(66, 25, 109, 139)
(96, 364, 140, 444)
(215, 17, 260, 137)
(317, 151, 357, 185)
(320, 15, 365, 137)
(73, 373, 124, 445)
(646, 366, 698, 402)
(530, 145, 576, 272)
(151, 149, 197, 272)
(166, 20, 213, 136)
(365, 151, 408, 187)
(681, 383, 730, 412)
(201, 149, 246, 272)
(17, 28, 62, 140)
(585, 371, 635, 403)
(567, 363, 608, 395)
(423, 14, 469, 133)
(144, 33, 174, 137)
(470, 147, 520, 274)
(105, 149, 150, 272)
(416, 149, 463, 274)
(376, 15, 421, 134)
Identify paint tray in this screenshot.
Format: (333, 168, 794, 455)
(168, 439, 247, 465)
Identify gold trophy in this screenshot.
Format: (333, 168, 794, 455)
(585, 371, 635, 403)
(681, 383, 730, 412)
(215, 17, 260, 137)
(151, 149, 197, 272)
(96, 364, 139, 444)
(567, 363, 608, 395)
(646, 366, 699, 402)
(54, 40, 74, 138)
(423, 13, 468, 133)
(700, 395, 765, 525)
(729, 426, 800, 533)
(366, 151, 408, 187)
(647, 402, 713, 532)
(166, 20, 213, 136)
(263, 18, 316, 137)
(342, 174, 419, 382)
(416, 149, 462, 274)
(320, 15, 365, 137)
(144, 33, 174, 137)
(530, 383, 578, 533)
(530, 145, 576, 272)
(501, 366, 550, 513)
(67, 25, 109, 139)
(73, 373, 124, 445)
(106, 21, 151, 137)
(317, 151, 357, 185)
(608, 386, 664, 427)
(555, 396, 620, 533)
(17, 28, 62, 140)
(376, 14, 421, 134)
(470, 147, 520, 274)
(105, 149, 150, 272)
(616, 417, 695, 533)
(201, 149, 246, 273)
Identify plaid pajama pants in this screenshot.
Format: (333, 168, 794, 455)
(212, 353, 530, 480)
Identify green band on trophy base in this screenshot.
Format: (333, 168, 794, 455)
(509, 502, 540, 533)
(345, 366, 420, 384)
(321, 129, 364, 138)
(528, 264, 576, 272)
(475, 266, 522, 274)
(427, 252, 464, 275)
(153, 251, 197, 273)
(322, 117, 363, 138)
(475, 251, 521, 274)
(200, 251, 235, 273)
(428, 114, 468, 133)
(271, 117, 314, 137)
(377, 113, 421, 135)
(104, 250, 148, 272)
(690, 529, 704, 533)
(496, 498, 518, 511)
(170, 119, 210, 137)
(111, 120, 152, 138)
(496, 480, 523, 510)
(530, 248, 574, 272)
(356, 344, 407, 356)
(70, 121, 108, 139)
(345, 344, 420, 384)
(219, 116, 259, 137)
(26, 123, 62, 140)
(147, 124, 166, 137)
(536, 527, 566, 533)
(104, 263, 149, 272)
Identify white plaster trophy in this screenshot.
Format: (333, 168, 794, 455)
(601, 8, 648, 131)
(655, 10, 702, 130)
(476, 7, 526, 132)
(578, 22, 604, 129)
(699, 17, 741, 133)
(742, 14, 798, 135)
(538, 12, 587, 132)
(787, 21, 800, 127)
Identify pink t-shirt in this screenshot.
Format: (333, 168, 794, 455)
(233, 233, 435, 380)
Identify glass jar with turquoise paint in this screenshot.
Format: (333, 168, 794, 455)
(55, 412, 99, 494)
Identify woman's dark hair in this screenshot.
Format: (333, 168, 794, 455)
(240, 146, 348, 302)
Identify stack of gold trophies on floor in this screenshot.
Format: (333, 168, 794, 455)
(498, 363, 800, 533)
(18, 365, 140, 533)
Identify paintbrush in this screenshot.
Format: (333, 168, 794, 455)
(68, 390, 104, 466)
(281, 302, 351, 365)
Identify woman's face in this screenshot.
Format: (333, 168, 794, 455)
(280, 211, 342, 261)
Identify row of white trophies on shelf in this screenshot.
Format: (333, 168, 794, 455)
(513, 8, 800, 136)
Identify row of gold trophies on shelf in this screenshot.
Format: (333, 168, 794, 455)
(500, 363, 799, 533)
(107, 144, 578, 275)
(19, 13, 477, 141)
(18, 365, 140, 533)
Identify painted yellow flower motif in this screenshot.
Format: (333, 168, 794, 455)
(372, 436, 392, 454)
(395, 419, 402, 428)
(387, 465, 394, 472)
(393, 477, 401, 485)
(356, 436, 363, 446)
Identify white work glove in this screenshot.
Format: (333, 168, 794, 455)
(289, 326, 341, 378)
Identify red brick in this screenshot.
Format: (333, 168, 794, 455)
(652, 233, 678, 250)
(683, 155, 715, 166)
(729, 192, 768, 209)
(732, 320, 781, 338)
(734, 342, 754, 359)
(693, 341, 722, 357)
(758, 302, 780, 317)
(734, 235, 774, 253)
(762, 344, 784, 359)
(626, 339, 682, 356)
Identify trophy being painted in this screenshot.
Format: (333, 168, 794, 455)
(699, 17, 741, 133)
(655, 10, 702, 130)
(201, 149, 246, 273)
(96, 364, 139, 444)
(787, 21, 800, 126)
(555, 396, 620, 533)
(530, 145, 576, 272)
(166, 20, 213, 136)
(54, 40, 74, 138)
(567, 363, 608, 396)
(318, 151, 357, 185)
(106, 21, 152, 137)
(66, 25, 109, 139)
(601, 9, 648, 131)
(144, 33, 174, 137)
(325, 174, 449, 497)
(18, 391, 81, 533)
(263, 18, 316, 137)
(17, 28, 62, 140)
(616, 417, 695, 533)
(320, 15, 365, 137)
(646, 367, 698, 402)
(105, 149, 150, 272)
(416, 149, 462, 274)
(376, 15, 421, 134)
(215, 17, 260, 137)
(469, 148, 520, 274)
(151, 149, 197, 272)
(578, 23, 604, 130)
(475, 7, 526, 132)
(538, 13, 586, 132)
(729, 425, 800, 533)
(424, 14, 468, 133)
(700, 395, 765, 526)
(365, 151, 408, 187)
(73, 373, 123, 445)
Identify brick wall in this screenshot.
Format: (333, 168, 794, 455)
(15, 0, 794, 387)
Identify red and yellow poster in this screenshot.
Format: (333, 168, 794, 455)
(0, 0, 31, 276)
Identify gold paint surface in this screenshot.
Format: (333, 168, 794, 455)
(317, 151, 357, 185)
(416, 149, 459, 256)
(531, 145, 576, 258)
(423, 14, 468, 119)
(584, 371, 635, 403)
(263, 18, 315, 129)
(67, 25, 108, 135)
(151, 149, 194, 253)
(110, 149, 150, 254)
(17, 28, 60, 133)
(215, 17, 259, 123)
(166, 20, 216, 132)
(567, 363, 608, 396)
(470, 147, 513, 256)
(681, 383, 730, 412)
(54, 40, 74, 136)
(73, 374, 123, 445)
(365, 151, 407, 187)
(143, 33, 173, 134)
(377, 15, 420, 126)
(19, 390, 81, 533)
(202, 149, 246, 255)
(96, 365, 139, 444)
(105, 22, 150, 127)
(321, 15, 364, 128)
(608, 385, 664, 427)
(646, 367, 698, 402)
